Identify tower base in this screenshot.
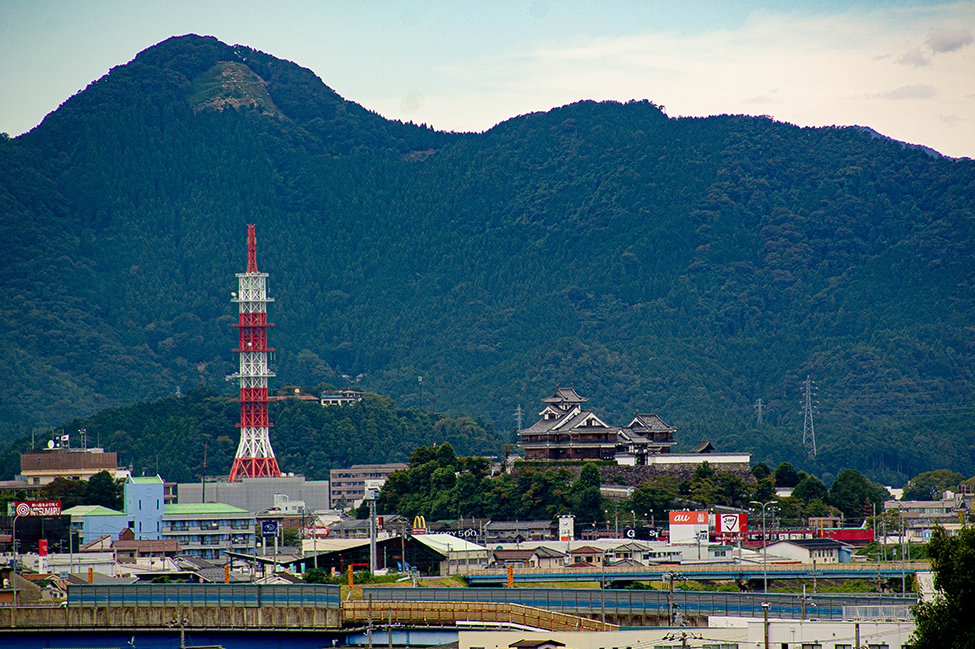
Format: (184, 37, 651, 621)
(229, 457, 281, 482)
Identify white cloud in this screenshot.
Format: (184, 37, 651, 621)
(926, 28, 974, 53)
(877, 85, 938, 100)
(897, 47, 931, 66)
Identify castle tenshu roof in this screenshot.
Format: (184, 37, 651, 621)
(541, 386, 588, 405)
(625, 413, 677, 433)
(521, 387, 676, 441)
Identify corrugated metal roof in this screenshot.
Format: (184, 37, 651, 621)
(414, 533, 486, 553)
(62, 505, 126, 517)
(129, 476, 164, 484)
(164, 503, 250, 515)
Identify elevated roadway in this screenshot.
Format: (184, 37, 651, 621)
(464, 561, 928, 585)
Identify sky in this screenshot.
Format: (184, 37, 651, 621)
(1, 1, 973, 158)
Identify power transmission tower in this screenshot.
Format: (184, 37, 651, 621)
(801, 375, 817, 457)
(514, 404, 524, 431)
(754, 398, 764, 424)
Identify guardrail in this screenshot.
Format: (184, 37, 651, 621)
(465, 561, 930, 584)
(470, 561, 929, 577)
(67, 583, 341, 609)
(344, 599, 617, 631)
(363, 587, 917, 621)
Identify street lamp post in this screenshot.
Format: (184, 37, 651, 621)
(614, 501, 619, 538)
(750, 501, 777, 594)
(762, 602, 770, 649)
(12, 514, 21, 627)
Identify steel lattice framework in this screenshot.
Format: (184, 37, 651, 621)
(228, 225, 281, 481)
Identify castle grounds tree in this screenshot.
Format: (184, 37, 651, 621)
(774, 462, 800, 488)
(85, 470, 123, 510)
(902, 470, 966, 501)
(570, 463, 604, 526)
(631, 476, 678, 523)
(911, 526, 975, 648)
(828, 469, 889, 523)
(792, 475, 828, 503)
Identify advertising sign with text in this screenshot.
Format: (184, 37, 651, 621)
(668, 510, 709, 545)
(8, 501, 62, 517)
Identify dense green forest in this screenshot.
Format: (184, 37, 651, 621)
(1, 34, 973, 486)
(0, 387, 504, 482)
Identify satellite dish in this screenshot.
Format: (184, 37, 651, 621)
(47, 440, 55, 449)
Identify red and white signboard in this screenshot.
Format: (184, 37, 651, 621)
(669, 510, 709, 545)
(38, 539, 48, 556)
(8, 501, 62, 517)
(716, 513, 748, 541)
(669, 511, 708, 525)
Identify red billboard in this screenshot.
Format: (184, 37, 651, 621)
(669, 510, 708, 525)
(38, 539, 48, 556)
(8, 501, 62, 517)
(715, 513, 748, 541)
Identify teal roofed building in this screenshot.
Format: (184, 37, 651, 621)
(162, 503, 256, 561)
(62, 504, 131, 546)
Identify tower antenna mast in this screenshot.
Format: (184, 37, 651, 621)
(228, 225, 281, 481)
(801, 375, 817, 458)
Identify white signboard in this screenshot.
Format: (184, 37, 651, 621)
(558, 515, 574, 541)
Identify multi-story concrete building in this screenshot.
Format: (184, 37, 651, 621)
(177, 475, 329, 513)
(125, 476, 164, 540)
(320, 389, 363, 406)
(329, 463, 406, 508)
(19, 448, 127, 485)
(161, 503, 255, 561)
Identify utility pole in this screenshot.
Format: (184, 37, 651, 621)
(801, 375, 817, 457)
(754, 398, 764, 424)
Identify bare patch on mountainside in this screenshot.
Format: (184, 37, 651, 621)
(189, 61, 283, 118)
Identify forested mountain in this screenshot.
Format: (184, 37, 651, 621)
(0, 388, 503, 483)
(2, 34, 973, 487)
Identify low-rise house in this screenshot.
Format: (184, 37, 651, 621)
(484, 520, 556, 543)
(113, 539, 181, 564)
(765, 538, 851, 564)
(568, 545, 606, 566)
(489, 546, 567, 569)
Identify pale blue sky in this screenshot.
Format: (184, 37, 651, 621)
(1, 1, 973, 157)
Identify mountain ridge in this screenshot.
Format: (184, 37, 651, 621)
(2, 34, 973, 486)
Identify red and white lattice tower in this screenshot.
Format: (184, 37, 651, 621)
(228, 225, 281, 481)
